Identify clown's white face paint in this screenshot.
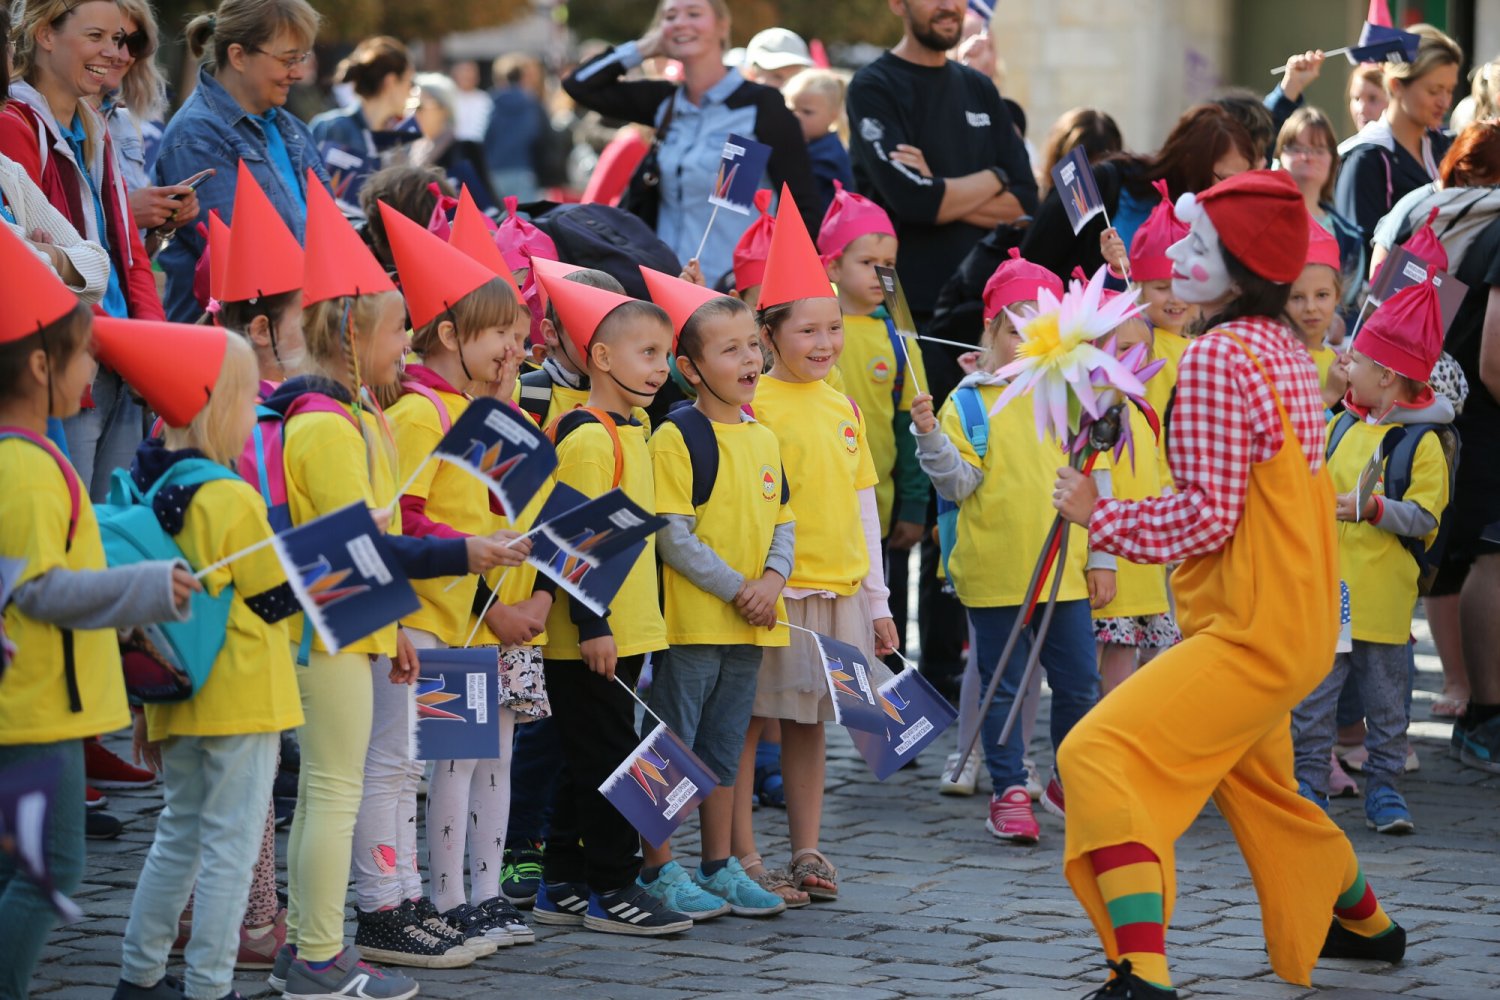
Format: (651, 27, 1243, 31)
(1167, 210, 1234, 305)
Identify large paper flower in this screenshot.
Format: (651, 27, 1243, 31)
(1078, 337, 1167, 468)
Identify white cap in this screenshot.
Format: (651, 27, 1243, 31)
(744, 27, 813, 71)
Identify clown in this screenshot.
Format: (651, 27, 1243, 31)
(1050, 170, 1407, 999)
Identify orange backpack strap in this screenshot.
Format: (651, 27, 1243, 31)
(544, 406, 624, 489)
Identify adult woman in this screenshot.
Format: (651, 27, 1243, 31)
(0, 0, 166, 500)
(1274, 107, 1362, 316)
(1336, 25, 1462, 250)
(310, 36, 414, 205)
(154, 0, 328, 323)
(562, 0, 818, 288)
(1053, 171, 1406, 998)
(1019, 103, 1256, 282)
(408, 72, 497, 209)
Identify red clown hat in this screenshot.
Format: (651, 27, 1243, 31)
(449, 188, 522, 297)
(758, 184, 835, 310)
(0, 225, 80, 343)
(733, 189, 775, 292)
(1357, 269, 1444, 382)
(303, 169, 395, 306)
(1128, 180, 1188, 283)
(983, 248, 1064, 321)
(534, 263, 637, 359)
(222, 162, 304, 304)
(1306, 213, 1342, 271)
(639, 266, 724, 346)
(379, 202, 504, 330)
(207, 211, 232, 304)
(91, 318, 228, 427)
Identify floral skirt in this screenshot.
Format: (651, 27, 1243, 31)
(1093, 613, 1182, 649)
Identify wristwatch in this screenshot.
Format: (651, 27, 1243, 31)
(988, 165, 1009, 195)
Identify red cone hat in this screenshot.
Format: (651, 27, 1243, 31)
(0, 224, 79, 343)
(303, 169, 395, 306)
(640, 266, 724, 347)
(91, 318, 227, 427)
(449, 187, 522, 297)
(207, 211, 232, 305)
(378, 201, 502, 329)
(758, 184, 835, 310)
(222, 162, 304, 304)
(534, 264, 636, 358)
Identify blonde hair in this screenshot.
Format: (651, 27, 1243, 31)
(785, 68, 844, 108)
(301, 290, 403, 469)
(185, 0, 320, 72)
(410, 278, 522, 357)
(113, 0, 165, 119)
(1385, 24, 1463, 92)
(163, 332, 258, 463)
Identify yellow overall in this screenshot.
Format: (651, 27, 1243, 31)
(1058, 336, 1359, 986)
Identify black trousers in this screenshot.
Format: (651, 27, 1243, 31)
(540, 654, 644, 893)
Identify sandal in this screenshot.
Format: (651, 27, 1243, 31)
(741, 853, 809, 908)
(789, 848, 838, 902)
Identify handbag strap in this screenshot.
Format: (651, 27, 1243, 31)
(651, 86, 681, 152)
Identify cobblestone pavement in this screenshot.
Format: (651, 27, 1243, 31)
(32, 619, 1500, 999)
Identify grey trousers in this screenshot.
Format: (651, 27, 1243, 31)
(1292, 639, 1410, 797)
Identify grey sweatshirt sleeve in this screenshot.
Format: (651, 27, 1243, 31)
(1086, 468, 1117, 572)
(13, 560, 190, 631)
(656, 514, 744, 604)
(764, 521, 795, 582)
(1373, 498, 1439, 539)
(914, 423, 983, 503)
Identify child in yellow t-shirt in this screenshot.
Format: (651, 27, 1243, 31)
(527, 264, 685, 935)
(0, 242, 192, 999)
(637, 270, 792, 920)
(1292, 276, 1453, 834)
(1288, 220, 1350, 409)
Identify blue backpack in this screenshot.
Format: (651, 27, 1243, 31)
(662, 401, 790, 509)
(935, 385, 990, 582)
(98, 459, 240, 703)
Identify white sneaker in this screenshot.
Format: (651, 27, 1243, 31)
(938, 751, 979, 796)
(1024, 758, 1043, 801)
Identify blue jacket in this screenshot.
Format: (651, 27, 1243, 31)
(483, 87, 544, 173)
(808, 132, 854, 221)
(155, 68, 331, 322)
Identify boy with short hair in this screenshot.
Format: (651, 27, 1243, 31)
(514, 267, 629, 427)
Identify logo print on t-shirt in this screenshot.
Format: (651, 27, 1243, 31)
(869, 357, 893, 384)
(760, 465, 778, 502)
(859, 117, 884, 142)
(837, 420, 859, 454)
(966, 111, 992, 128)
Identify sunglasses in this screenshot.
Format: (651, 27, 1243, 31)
(119, 29, 150, 58)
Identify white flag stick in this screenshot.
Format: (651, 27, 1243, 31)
(1271, 46, 1349, 74)
(614, 672, 668, 729)
(891, 326, 925, 397)
(694, 203, 722, 265)
(194, 533, 277, 580)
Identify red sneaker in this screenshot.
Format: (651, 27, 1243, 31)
(85, 785, 109, 810)
(84, 739, 157, 789)
(236, 908, 287, 970)
(986, 785, 1040, 843)
(1041, 776, 1066, 819)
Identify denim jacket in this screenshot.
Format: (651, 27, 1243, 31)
(155, 67, 331, 322)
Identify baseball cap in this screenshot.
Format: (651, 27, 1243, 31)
(744, 28, 813, 71)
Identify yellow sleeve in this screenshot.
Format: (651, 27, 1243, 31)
(937, 398, 984, 471)
(853, 402, 879, 491)
(388, 396, 445, 501)
(189, 481, 287, 600)
(286, 414, 379, 516)
(648, 423, 694, 517)
(1400, 432, 1451, 548)
(555, 423, 619, 499)
(0, 449, 71, 586)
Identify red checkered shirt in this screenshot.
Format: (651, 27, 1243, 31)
(1090, 317, 1327, 564)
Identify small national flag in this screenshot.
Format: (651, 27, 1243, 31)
(432, 398, 557, 520)
(599, 722, 718, 848)
(848, 669, 959, 780)
(0, 556, 24, 678)
(708, 134, 774, 215)
(0, 755, 84, 922)
(526, 484, 668, 616)
(274, 502, 421, 655)
(1051, 146, 1106, 235)
(875, 265, 919, 345)
(1347, 21, 1421, 64)
(410, 648, 502, 761)
(812, 631, 890, 734)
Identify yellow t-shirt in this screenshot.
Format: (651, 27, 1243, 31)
(1143, 328, 1185, 426)
(1153, 327, 1191, 370)
(1327, 417, 1449, 644)
(0, 438, 129, 744)
(752, 375, 878, 594)
(940, 384, 1089, 607)
(649, 415, 792, 647)
(488, 482, 551, 649)
(511, 376, 650, 433)
(283, 399, 403, 656)
(837, 312, 927, 535)
(1092, 405, 1171, 619)
(1310, 346, 1337, 395)
(145, 478, 302, 740)
(542, 417, 666, 659)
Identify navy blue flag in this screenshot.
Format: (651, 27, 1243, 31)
(1051, 145, 1105, 235)
(1348, 22, 1421, 64)
(813, 631, 890, 735)
(526, 484, 667, 616)
(273, 502, 421, 655)
(848, 669, 960, 780)
(708, 134, 773, 215)
(968, 0, 995, 21)
(1360, 246, 1468, 337)
(599, 722, 718, 848)
(432, 398, 557, 521)
(0, 755, 83, 922)
(410, 648, 502, 761)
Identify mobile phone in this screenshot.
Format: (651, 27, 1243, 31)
(174, 168, 216, 197)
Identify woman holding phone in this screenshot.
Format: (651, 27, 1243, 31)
(154, 0, 329, 323)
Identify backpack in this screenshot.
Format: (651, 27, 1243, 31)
(545, 406, 624, 489)
(1324, 412, 1461, 595)
(935, 386, 990, 581)
(97, 459, 240, 703)
(239, 392, 360, 533)
(398, 379, 453, 433)
(526, 202, 681, 300)
(516, 368, 557, 427)
(662, 401, 789, 509)
(878, 315, 907, 409)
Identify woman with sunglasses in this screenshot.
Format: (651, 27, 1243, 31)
(153, 0, 329, 323)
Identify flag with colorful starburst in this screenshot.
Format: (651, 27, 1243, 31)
(431, 397, 557, 521)
(599, 722, 718, 848)
(410, 647, 503, 761)
(848, 668, 958, 780)
(812, 631, 891, 735)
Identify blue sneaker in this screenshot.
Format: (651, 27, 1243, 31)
(638, 860, 730, 920)
(583, 883, 693, 936)
(1297, 780, 1330, 812)
(692, 858, 786, 917)
(532, 880, 590, 927)
(1459, 715, 1500, 774)
(1365, 785, 1414, 834)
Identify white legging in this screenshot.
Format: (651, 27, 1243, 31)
(350, 651, 424, 912)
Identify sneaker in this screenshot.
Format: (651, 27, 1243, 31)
(236, 908, 286, 970)
(84, 739, 157, 789)
(1328, 752, 1359, 798)
(1320, 918, 1407, 963)
(409, 897, 494, 957)
(1450, 714, 1470, 760)
(1041, 776, 1066, 819)
(86, 784, 109, 810)
(583, 883, 693, 936)
(1023, 758, 1043, 801)
(352, 904, 474, 968)
(986, 785, 1040, 843)
(500, 840, 544, 908)
(638, 860, 730, 920)
(938, 751, 979, 796)
(267, 943, 295, 992)
(532, 880, 590, 926)
(1297, 780, 1330, 811)
(281, 946, 418, 1000)
(1365, 786, 1415, 834)
(440, 901, 514, 949)
(1080, 958, 1178, 998)
(1459, 715, 1500, 774)
(476, 895, 535, 944)
(86, 810, 123, 840)
(692, 858, 786, 917)
(109, 977, 184, 999)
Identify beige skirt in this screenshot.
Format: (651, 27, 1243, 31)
(753, 591, 889, 724)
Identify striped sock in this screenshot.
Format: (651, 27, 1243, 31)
(1333, 856, 1395, 938)
(1090, 843, 1172, 990)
